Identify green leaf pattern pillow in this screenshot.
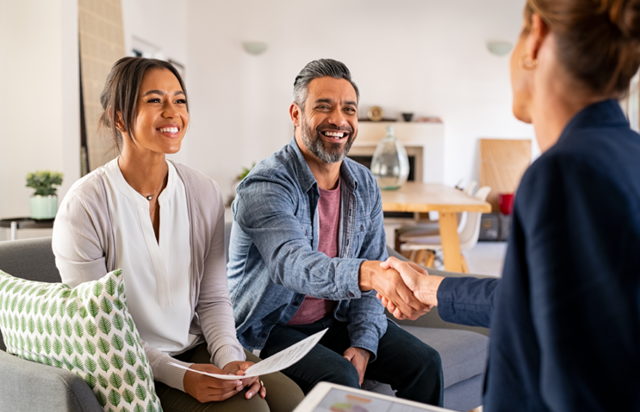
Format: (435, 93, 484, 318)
(0, 269, 162, 412)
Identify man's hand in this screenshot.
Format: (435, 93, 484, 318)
(184, 363, 244, 403)
(359, 260, 431, 320)
(223, 361, 266, 399)
(343, 347, 371, 386)
(377, 257, 444, 319)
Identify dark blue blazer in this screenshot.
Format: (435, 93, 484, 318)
(438, 100, 640, 411)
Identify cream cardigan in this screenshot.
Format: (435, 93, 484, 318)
(52, 161, 245, 391)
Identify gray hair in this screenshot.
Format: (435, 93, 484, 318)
(293, 59, 360, 111)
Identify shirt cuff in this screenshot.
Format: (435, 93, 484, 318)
(337, 259, 366, 299)
(152, 355, 193, 392)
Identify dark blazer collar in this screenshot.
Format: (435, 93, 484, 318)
(559, 99, 630, 143)
(288, 137, 359, 193)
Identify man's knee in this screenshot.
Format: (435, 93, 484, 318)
(319, 357, 360, 388)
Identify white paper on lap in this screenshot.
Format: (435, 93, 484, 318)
(170, 328, 328, 380)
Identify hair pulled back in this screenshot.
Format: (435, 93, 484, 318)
(524, 0, 640, 96)
(99, 57, 188, 151)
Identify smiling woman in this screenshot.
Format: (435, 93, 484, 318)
(51, 57, 304, 412)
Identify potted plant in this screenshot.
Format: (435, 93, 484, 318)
(26, 171, 63, 219)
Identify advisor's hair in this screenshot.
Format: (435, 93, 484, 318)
(293, 59, 359, 111)
(99, 57, 188, 151)
(524, 0, 640, 97)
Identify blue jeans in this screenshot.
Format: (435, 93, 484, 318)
(261, 316, 444, 407)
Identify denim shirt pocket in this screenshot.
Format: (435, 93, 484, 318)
(351, 217, 372, 256)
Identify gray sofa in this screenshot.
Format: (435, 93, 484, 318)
(1, 236, 490, 412)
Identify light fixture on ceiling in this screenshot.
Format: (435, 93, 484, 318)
(487, 41, 513, 57)
(242, 41, 268, 55)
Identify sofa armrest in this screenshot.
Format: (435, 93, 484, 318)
(386, 246, 492, 337)
(0, 350, 103, 412)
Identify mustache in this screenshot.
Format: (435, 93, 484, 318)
(315, 122, 354, 133)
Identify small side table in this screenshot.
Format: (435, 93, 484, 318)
(0, 217, 55, 241)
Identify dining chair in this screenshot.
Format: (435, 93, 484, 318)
(400, 186, 491, 273)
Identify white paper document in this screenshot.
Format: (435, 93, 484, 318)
(170, 328, 327, 380)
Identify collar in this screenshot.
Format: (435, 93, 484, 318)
(105, 157, 177, 208)
(288, 137, 359, 193)
(558, 99, 630, 144)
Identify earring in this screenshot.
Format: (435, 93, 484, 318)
(519, 54, 539, 70)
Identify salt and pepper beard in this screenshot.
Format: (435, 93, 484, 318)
(300, 114, 356, 164)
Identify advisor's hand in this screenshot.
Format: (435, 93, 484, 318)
(223, 361, 266, 399)
(184, 363, 244, 402)
(359, 260, 431, 320)
(378, 257, 444, 319)
(343, 347, 371, 386)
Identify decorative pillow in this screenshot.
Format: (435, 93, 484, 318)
(0, 269, 162, 412)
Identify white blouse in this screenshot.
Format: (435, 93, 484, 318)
(103, 158, 199, 355)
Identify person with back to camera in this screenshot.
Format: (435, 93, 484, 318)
(379, 0, 640, 410)
(52, 56, 304, 412)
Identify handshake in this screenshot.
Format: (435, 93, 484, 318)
(360, 257, 445, 321)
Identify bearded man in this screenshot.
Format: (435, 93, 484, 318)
(227, 59, 443, 406)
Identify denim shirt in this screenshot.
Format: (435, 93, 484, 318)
(227, 138, 388, 359)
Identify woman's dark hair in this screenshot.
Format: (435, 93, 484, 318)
(99, 57, 188, 151)
(524, 0, 640, 97)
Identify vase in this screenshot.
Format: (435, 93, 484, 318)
(370, 125, 410, 190)
(30, 195, 58, 219)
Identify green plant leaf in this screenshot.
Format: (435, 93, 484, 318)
(73, 355, 83, 370)
(25, 300, 32, 314)
(88, 299, 100, 318)
(20, 315, 27, 332)
(43, 337, 51, 354)
(60, 289, 70, 299)
(109, 372, 123, 389)
(28, 317, 35, 333)
(84, 374, 97, 389)
(123, 369, 137, 386)
(85, 357, 97, 373)
(73, 339, 84, 355)
(64, 339, 73, 356)
(111, 334, 124, 351)
(78, 306, 88, 318)
(146, 401, 157, 412)
(63, 319, 73, 337)
(40, 300, 49, 315)
(53, 338, 63, 355)
(135, 365, 148, 381)
(63, 358, 74, 371)
(112, 313, 124, 331)
(45, 319, 52, 335)
(124, 350, 137, 366)
(98, 373, 109, 388)
(74, 320, 84, 338)
(126, 316, 135, 331)
(105, 277, 117, 296)
(93, 283, 104, 298)
(66, 300, 78, 318)
(135, 384, 147, 401)
(100, 296, 113, 315)
(124, 331, 135, 347)
(111, 353, 124, 370)
(49, 300, 58, 317)
(34, 336, 41, 353)
(36, 318, 43, 334)
(25, 336, 33, 352)
(97, 337, 111, 354)
(98, 356, 110, 372)
(108, 389, 121, 407)
(85, 320, 98, 337)
(134, 405, 144, 412)
(54, 319, 62, 336)
(98, 316, 112, 335)
(85, 339, 97, 355)
(96, 389, 107, 407)
(123, 388, 135, 404)
(52, 358, 63, 369)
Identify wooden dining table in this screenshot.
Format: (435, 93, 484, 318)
(380, 182, 492, 273)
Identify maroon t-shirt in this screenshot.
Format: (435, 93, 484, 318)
(287, 179, 341, 325)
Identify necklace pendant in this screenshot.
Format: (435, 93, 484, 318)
(147, 195, 153, 200)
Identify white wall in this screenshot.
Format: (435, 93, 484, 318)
(121, 0, 189, 164)
(185, 0, 537, 201)
(0, 0, 79, 224)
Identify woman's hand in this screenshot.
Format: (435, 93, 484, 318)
(223, 361, 267, 399)
(183, 363, 245, 402)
